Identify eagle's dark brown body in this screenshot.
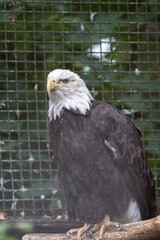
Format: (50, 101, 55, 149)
(50, 101, 157, 224)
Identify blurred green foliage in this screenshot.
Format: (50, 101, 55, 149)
(0, 221, 33, 240)
(0, 0, 160, 216)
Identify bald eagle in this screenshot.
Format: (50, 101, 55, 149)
(47, 69, 157, 239)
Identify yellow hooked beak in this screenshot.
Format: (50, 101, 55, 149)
(47, 78, 60, 93)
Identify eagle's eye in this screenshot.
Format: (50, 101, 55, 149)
(62, 79, 69, 84)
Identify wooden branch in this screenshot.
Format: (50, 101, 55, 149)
(102, 215, 160, 240)
(22, 215, 160, 240)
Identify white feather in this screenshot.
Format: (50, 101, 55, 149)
(47, 69, 93, 121)
(112, 199, 141, 223)
(126, 198, 142, 222)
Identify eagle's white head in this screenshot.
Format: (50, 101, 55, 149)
(47, 69, 93, 121)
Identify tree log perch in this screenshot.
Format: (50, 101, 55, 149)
(22, 215, 160, 240)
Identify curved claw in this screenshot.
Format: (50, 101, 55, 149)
(86, 224, 95, 239)
(66, 230, 71, 238)
(118, 223, 122, 231)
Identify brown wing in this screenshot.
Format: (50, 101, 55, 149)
(92, 101, 157, 220)
(50, 101, 158, 223)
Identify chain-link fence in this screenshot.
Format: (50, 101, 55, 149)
(0, 0, 160, 219)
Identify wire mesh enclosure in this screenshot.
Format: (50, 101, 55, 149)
(0, 0, 160, 219)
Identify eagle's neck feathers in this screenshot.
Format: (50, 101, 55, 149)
(48, 86, 93, 121)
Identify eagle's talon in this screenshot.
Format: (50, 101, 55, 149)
(86, 224, 95, 239)
(66, 230, 71, 238)
(118, 223, 122, 231)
